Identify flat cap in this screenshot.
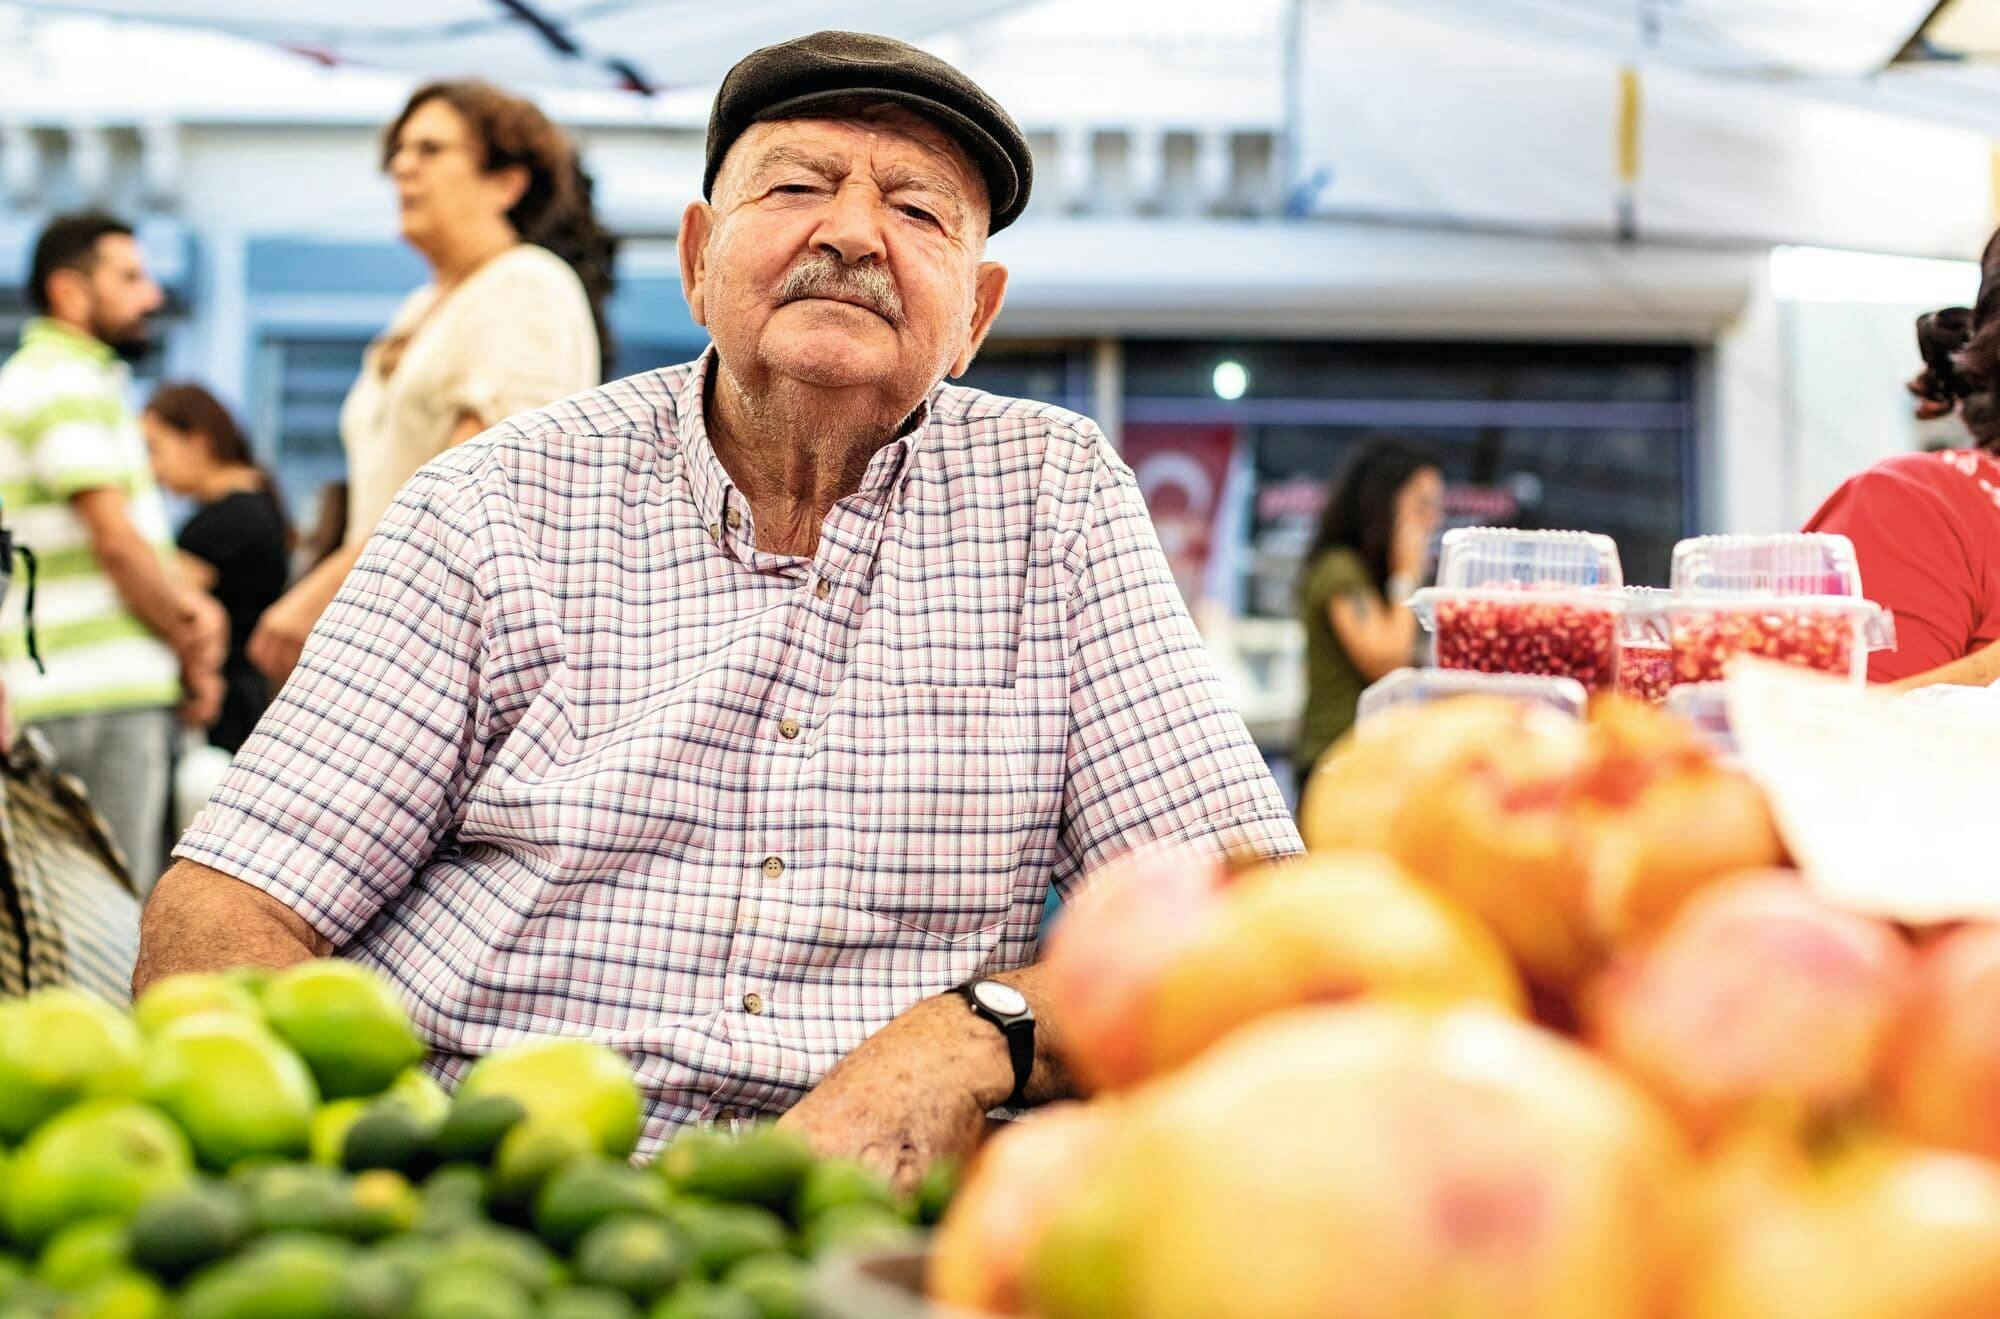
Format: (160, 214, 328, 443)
(705, 30, 1033, 232)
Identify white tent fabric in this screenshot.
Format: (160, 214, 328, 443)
(5, 0, 1034, 92)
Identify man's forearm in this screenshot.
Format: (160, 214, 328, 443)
(96, 533, 198, 654)
(134, 859, 330, 996)
(1892, 637, 2000, 693)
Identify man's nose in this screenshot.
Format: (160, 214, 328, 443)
(810, 186, 889, 267)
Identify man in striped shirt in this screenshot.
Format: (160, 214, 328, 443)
(0, 214, 225, 888)
(137, 34, 1300, 1180)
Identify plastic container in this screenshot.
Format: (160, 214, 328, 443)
(1356, 667, 1590, 726)
(1665, 681, 1735, 755)
(1616, 586, 1674, 704)
(1662, 533, 1895, 685)
(1411, 528, 1626, 691)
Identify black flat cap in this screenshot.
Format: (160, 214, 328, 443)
(705, 30, 1033, 232)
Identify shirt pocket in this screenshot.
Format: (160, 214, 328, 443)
(817, 683, 1032, 943)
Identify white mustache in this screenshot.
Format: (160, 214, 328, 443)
(776, 257, 905, 326)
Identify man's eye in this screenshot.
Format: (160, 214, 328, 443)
(772, 184, 818, 196)
(899, 205, 939, 226)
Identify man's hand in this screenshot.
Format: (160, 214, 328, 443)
(778, 964, 1073, 1195)
(247, 584, 317, 686)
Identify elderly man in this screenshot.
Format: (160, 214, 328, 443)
(137, 31, 1300, 1179)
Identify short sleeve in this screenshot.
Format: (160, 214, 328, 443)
(1053, 451, 1302, 897)
(441, 260, 596, 427)
(176, 498, 244, 572)
(172, 471, 490, 944)
(1302, 548, 1370, 616)
(19, 391, 132, 496)
(1804, 461, 1977, 682)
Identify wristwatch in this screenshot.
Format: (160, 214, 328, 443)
(954, 979, 1036, 1108)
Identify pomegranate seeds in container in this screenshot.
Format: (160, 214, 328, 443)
(1411, 528, 1627, 692)
(1663, 533, 1895, 685)
(1617, 587, 1675, 704)
(1355, 667, 1590, 727)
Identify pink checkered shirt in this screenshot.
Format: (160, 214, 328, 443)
(176, 352, 1299, 1146)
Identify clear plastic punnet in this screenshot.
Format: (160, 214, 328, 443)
(1356, 667, 1590, 726)
(1410, 528, 1627, 692)
(1617, 586, 1673, 704)
(1665, 681, 1735, 755)
(1661, 533, 1895, 686)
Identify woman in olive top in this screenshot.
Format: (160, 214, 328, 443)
(1293, 439, 1445, 799)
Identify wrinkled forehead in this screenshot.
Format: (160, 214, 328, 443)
(717, 108, 991, 221)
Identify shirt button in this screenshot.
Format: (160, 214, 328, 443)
(742, 992, 765, 1015)
(779, 717, 801, 740)
(725, 507, 742, 530)
(761, 856, 785, 879)
(813, 577, 831, 600)
(707, 522, 721, 540)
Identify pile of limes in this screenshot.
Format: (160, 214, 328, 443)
(0, 966, 957, 1318)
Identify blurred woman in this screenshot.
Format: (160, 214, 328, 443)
(247, 79, 614, 683)
(1803, 226, 2000, 688)
(1293, 439, 1446, 797)
(142, 383, 290, 753)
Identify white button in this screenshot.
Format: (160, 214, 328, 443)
(725, 507, 742, 530)
(761, 856, 785, 879)
(743, 992, 765, 1015)
(779, 717, 801, 740)
(813, 577, 831, 600)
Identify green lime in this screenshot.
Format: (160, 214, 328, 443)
(410, 1263, 534, 1319)
(0, 992, 143, 1140)
(5, 1101, 192, 1249)
(789, 1160, 897, 1227)
(126, 1179, 251, 1283)
(174, 1233, 358, 1319)
(242, 1164, 353, 1237)
(341, 1247, 419, 1319)
(573, 1214, 689, 1302)
(383, 1066, 450, 1125)
(459, 1041, 641, 1159)
(259, 961, 424, 1100)
(655, 1127, 812, 1214)
(341, 1102, 437, 1178)
(913, 1157, 961, 1226)
(430, 1093, 525, 1166)
(430, 1225, 563, 1298)
(542, 1285, 642, 1319)
(416, 1165, 488, 1236)
(307, 1100, 368, 1170)
(798, 1203, 920, 1261)
(666, 1203, 787, 1278)
(34, 1216, 128, 1290)
(645, 1281, 760, 1319)
(141, 1015, 318, 1169)
(487, 1118, 594, 1225)
(722, 1253, 809, 1319)
(345, 1169, 419, 1240)
(132, 975, 260, 1036)
(65, 1270, 169, 1319)
(535, 1158, 670, 1251)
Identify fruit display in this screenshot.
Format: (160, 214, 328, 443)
(0, 964, 942, 1319)
(1667, 603, 1862, 682)
(1413, 527, 1630, 693)
(932, 690, 2000, 1319)
(1663, 531, 1893, 686)
(1618, 643, 1674, 703)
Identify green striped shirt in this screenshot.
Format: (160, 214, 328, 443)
(0, 319, 179, 722)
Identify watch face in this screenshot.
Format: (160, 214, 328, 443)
(974, 981, 1029, 1017)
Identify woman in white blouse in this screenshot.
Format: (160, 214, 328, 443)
(249, 80, 612, 683)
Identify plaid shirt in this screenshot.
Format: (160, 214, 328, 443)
(176, 352, 1299, 1145)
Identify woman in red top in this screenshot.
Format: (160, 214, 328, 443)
(1804, 231, 2000, 688)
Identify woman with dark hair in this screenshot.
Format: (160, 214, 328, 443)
(142, 383, 290, 752)
(1802, 227, 2000, 688)
(247, 79, 614, 683)
(1292, 438, 1445, 794)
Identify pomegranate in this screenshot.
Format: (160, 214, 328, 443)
(1685, 1131, 2000, 1319)
(1040, 845, 1225, 1093)
(1028, 1004, 1690, 1319)
(1882, 923, 2000, 1161)
(1670, 605, 1855, 683)
(1143, 853, 1526, 1079)
(1617, 646, 1674, 703)
(1588, 876, 1913, 1142)
(928, 1103, 1113, 1316)
(1435, 594, 1622, 691)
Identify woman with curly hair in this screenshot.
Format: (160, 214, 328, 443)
(248, 79, 616, 683)
(1803, 227, 2000, 688)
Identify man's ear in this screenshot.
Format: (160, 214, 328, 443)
(679, 201, 716, 327)
(42, 267, 89, 323)
(951, 261, 1009, 377)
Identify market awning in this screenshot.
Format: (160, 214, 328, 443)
(3, 0, 1035, 94)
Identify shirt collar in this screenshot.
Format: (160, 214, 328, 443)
(673, 347, 935, 550)
(21, 318, 117, 367)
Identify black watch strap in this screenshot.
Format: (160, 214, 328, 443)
(954, 979, 1035, 1108)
